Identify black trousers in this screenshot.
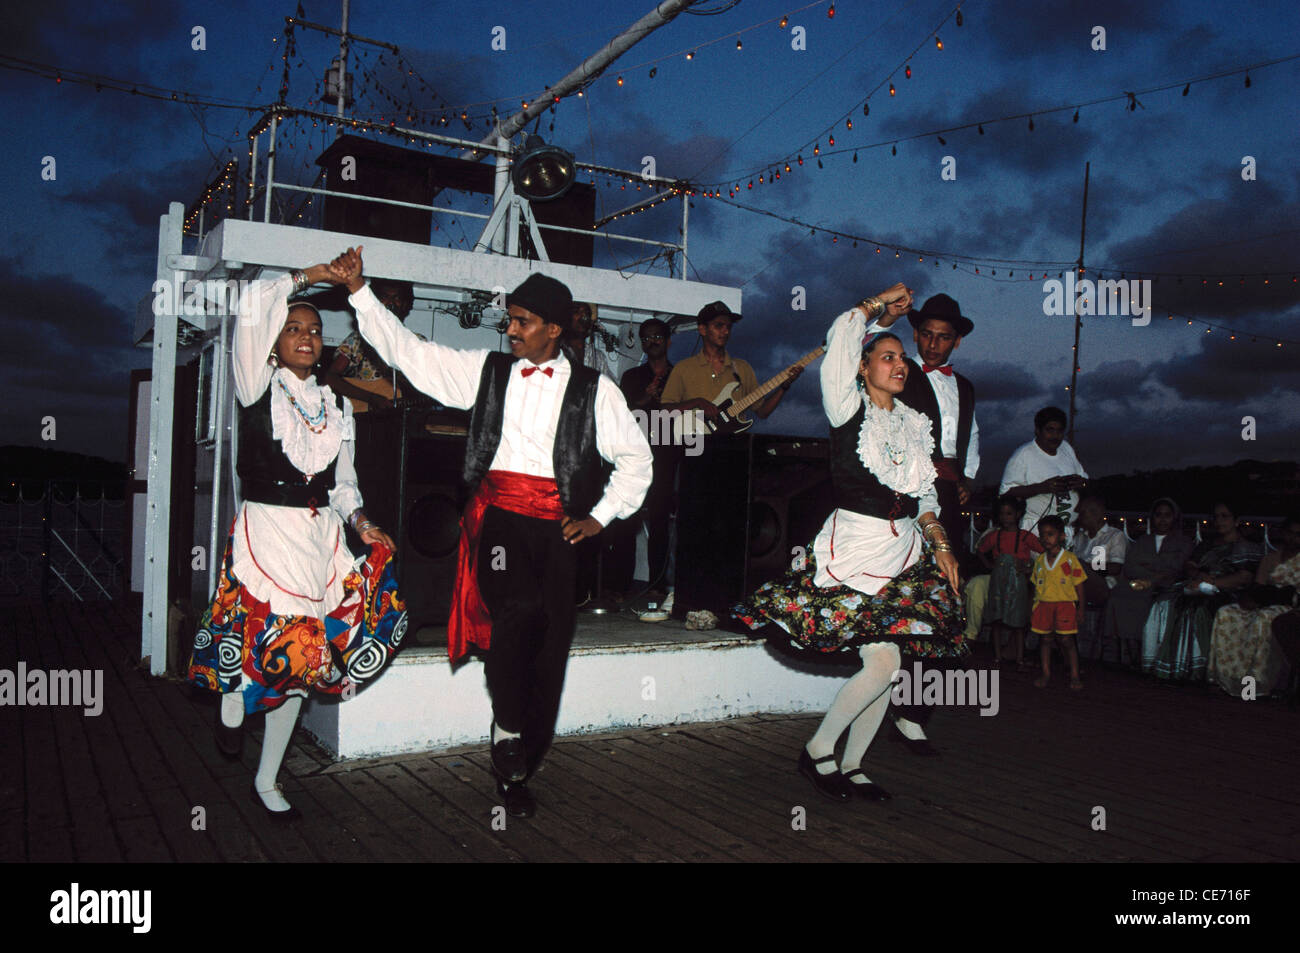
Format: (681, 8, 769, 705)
(476, 505, 577, 770)
(608, 444, 680, 592)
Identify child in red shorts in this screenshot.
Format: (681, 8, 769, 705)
(1030, 515, 1088, 690)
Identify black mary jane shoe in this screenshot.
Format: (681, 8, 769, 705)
(249, 784, 302, 822)
(214, 706, 243, 760)
(490, 733, 528, 783)
(497, 780, 537, 818)
(797, 749, 852, 801)
(841, 768, 893, 801)
(890, 729, 940, 757)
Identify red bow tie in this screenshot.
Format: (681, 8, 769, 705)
(520, 365, 554, 378)
(923, 363, 954, 376)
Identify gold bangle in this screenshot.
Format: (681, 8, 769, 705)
(858, 296, 885, 320)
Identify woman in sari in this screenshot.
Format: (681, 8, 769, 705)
(1146, 501, 1264, 682)
(1206, 514, 1300, 696)
(1103, 498, 1189, 669)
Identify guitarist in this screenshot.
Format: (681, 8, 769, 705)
(660, 301, 803, 623)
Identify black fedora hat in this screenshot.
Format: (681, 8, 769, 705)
(907, 293, 974, 337)
(697, 300, 742, 324)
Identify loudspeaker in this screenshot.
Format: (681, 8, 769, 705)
(354, 407, 467, 636)
(744, 435, 833, 591)
(399, 417, 467, 635)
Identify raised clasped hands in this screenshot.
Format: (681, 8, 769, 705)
(870, 283, 914, 327)
(327, 245, 366, 293)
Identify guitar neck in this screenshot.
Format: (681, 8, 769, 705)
(728, 346, 825, 415)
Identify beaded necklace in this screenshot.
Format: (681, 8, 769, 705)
(275, 374, 328, 434)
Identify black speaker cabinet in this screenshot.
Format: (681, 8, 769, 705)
(744, 435, 833, 591)
(354, 407, 468, 635)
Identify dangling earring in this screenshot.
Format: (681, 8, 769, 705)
(268, 350, 280, 368)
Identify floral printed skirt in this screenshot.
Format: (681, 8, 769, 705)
(188, 534, 407, 714)
(732, 542, 968, 664)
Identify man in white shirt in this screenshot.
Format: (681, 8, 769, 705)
(1070, 495, 1128, 604)
(1000, 406, 1089, 542)
(331, 247, 652, 819)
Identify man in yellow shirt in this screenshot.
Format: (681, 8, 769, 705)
(659, 301, 802, 622)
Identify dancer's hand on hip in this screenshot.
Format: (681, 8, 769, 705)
(561, 516, 603, 543)
(360, 525, 396, 551)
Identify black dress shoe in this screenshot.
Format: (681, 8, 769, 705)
(842, 768, 893, 801)
(215, 705, 243, 760)
(797, 749, 852, 801)
(491, 735, 528, 782)
(497, 780, 537, 818)
(891, 730, 940, 756)
(249, 785, 302, 822)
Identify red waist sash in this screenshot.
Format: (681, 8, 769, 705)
(933, 458, 961, 483)
(448, 470, 565, 663)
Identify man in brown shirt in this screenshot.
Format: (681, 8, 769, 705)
(661, 301, 801, 621)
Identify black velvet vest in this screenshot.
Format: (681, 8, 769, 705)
(237, 386, 336, 507)
(462, 352, 609, 518)
(898, 357, 974, 470)
(828, 403, 921, 521)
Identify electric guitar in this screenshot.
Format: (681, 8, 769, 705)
(679, 345, 825, 437)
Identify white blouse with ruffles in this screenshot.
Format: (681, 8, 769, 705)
(229, 274, 363, 619)
(811, 307, 940, 596)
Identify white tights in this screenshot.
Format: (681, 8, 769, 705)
(253, 695, 303, 812)
(806, 643, 901, 780)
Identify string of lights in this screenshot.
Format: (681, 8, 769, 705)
(698, 46, 1300, 189)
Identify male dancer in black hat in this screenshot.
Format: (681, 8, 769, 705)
(873, 293, 979, 754)
(333, 248, 652, 818)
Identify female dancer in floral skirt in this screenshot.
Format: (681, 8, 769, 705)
(735, 283, 966, 801)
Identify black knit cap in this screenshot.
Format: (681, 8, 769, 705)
(507, 273, 574, 329)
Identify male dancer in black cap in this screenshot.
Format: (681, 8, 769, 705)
(333, 248, 652, 818)
(873, 293, 979, 754)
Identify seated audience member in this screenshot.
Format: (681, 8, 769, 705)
(1206, 514, 1300, 696)
(1071, 495, 1129, 616)
(1145, 500, 1265, 682)
(1000, 406, 1088, 543)
(1103, 497, 1189, 669)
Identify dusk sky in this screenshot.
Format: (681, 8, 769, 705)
(2, 0, 1297, 484)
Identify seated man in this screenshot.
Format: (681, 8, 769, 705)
(1071, 495, 1128, 607)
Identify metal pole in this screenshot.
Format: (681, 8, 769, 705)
(1068, 161, 1089, 445)
(680, 192, 689, 280)
(337, 0, 349, 121)
(247, 132, 258, 221)
(264, 115, 279, 223)
(469, 0, 697, 156)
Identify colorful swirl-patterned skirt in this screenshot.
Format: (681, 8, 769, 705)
(733, 542, 968, 665)
(188, 535, 407, 713)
